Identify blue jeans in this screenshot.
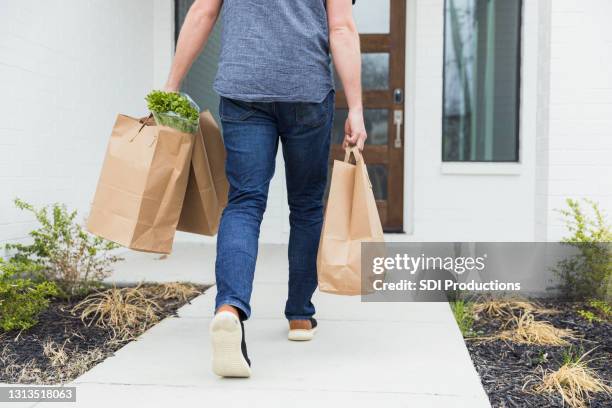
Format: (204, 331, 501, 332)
(215, 91, 334, 321)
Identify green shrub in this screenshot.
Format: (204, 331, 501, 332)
(145, 90, 199, 133)
(5, 199, 122, 298)
(0, 258, 58, 331)
(553, 199, 611, 301)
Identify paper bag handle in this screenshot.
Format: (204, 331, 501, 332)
(343, 147, 373, 189)
(129, 113, 154, 142)
(138, 113, 155, 125)
(343, 146, 363, 164)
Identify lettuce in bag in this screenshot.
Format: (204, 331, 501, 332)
(145, 90, 200, 133)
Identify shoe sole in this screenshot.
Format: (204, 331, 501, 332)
(210, 312, 251, 378)
(288, 327, 318, 342)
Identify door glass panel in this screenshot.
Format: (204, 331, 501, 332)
(334, 53, 389, 91)
(367, 165, 388, 200)
(332, 109, 389, 145)
(354, 0, 390, 34)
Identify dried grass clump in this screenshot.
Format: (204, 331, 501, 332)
(14, 360, 45, 383)
(529, 355, 612, 408)
(1, 345, 45, 383)
(474, 313, 576, 346)
(72, 285, 161, 342)
(145, 282, 201, 303)
(58, 348, 105, 379)
(3, 341, 106, 384)
(42, 340, 105, 382)
(473, 298, 557, 319)
(43, 340, 69, 367)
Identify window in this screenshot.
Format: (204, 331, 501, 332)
(442, 0, 522, 162)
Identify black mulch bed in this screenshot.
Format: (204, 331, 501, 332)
(466, 302, 611, 407)
(0, 284, 207, 384)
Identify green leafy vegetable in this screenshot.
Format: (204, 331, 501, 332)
(145, 90, 199, 133)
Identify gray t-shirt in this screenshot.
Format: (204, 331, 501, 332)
(214, 0, 355, 103)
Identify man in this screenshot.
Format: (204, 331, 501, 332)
(165, 0, 366, 378)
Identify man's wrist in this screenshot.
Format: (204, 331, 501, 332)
(164, 80, 181, 92)
(348, 106, 363, 115)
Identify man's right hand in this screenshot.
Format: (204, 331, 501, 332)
(343, 109, 368, 151)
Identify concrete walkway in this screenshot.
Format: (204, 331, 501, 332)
(29, 244, 490, 407)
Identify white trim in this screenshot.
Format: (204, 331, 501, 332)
(403, 0, 418, 235)
(521, 0, 546, 242)
(383, 232, 415, 242)
(533, 0, 552, 241)
(440, 162, 522, 176)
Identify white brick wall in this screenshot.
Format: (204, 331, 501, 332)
(0, 0, 155, 247)
(543, 0, 612, 240)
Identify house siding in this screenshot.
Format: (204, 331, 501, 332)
(543, 0, 612, 240)
(0, 0, 156, 247)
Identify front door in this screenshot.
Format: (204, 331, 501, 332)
(331, 0, 406, 232)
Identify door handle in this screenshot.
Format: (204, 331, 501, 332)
(393, 110, 403, 148)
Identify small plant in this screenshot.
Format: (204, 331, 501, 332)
(577, 309, 601, 324)
(0, 258, 58, 331)
(5, 199, 122, 298)
(527, 349, 550, 367)
(561, 345, 586, 365)
(450, 299, 476, 337)
(576, 299, 611, 323)
(553, 199, 611, 301)
(535, 350, 549, 365)
(145, 90, 199, 133)
(588, 299, 611, 318)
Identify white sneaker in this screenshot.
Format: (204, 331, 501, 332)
(210, 311, 252, 377)
(288, 318, 318, 341)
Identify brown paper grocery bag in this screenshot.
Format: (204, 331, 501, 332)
(87, 114, 194, 254)
(200, 111, 229, 210)
(177, 111, 228, 235)
(317, 147, 384, 295)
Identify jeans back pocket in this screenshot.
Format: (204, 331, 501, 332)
(295, 91, 334, 128)
(220, 97, 256, 122)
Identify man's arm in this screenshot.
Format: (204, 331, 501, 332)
(164, 0, 222, 92)
(327, 0, 367, 150)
